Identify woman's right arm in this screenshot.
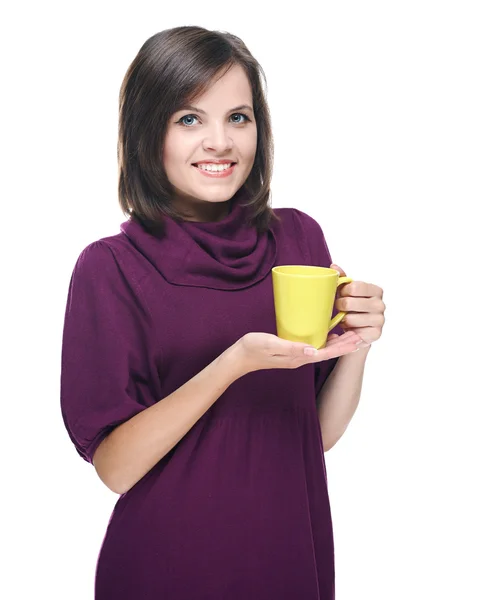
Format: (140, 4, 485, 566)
(92, 342, 245, 495)
(92, 330, 361, 495)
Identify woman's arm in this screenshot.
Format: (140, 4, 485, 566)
(316, 345, 371, 451)
(93, 343, 244, 495)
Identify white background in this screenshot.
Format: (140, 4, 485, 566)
(2, 1, 495, 598)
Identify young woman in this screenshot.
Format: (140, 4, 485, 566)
(60, 25, 383, 600)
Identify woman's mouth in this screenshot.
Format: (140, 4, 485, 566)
(192, 163, 237, 178)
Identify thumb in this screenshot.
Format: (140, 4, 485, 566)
(330, 263, 346, 277)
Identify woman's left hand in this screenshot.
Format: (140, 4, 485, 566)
(329, 263, 386, 349)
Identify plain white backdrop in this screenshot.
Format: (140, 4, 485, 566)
(2, 1, 495, 598)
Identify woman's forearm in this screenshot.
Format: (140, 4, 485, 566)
(92, 343, 245, 495)
(316, 346, 371, 451)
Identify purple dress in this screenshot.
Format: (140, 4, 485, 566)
(60, 187, 344, 599)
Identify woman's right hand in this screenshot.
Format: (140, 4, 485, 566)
(233, 330, 364, 375)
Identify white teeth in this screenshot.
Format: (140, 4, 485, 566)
(196, 163, 232, 172)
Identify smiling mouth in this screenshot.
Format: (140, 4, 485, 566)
(192, 162, 237, 167)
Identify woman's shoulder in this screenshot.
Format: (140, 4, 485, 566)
(72, 233, 147, 291)
(272, 206, 325, 237)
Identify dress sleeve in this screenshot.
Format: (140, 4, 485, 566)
(292, 209, 344, 398)
(60, 241, 152, 464)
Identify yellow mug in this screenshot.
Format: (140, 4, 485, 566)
(271, 266, 353, 350)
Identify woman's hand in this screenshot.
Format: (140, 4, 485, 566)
(329, 263, 386, 348)
(234, 330, 364, 376)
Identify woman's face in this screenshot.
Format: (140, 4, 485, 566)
(163, 64, 257, 222)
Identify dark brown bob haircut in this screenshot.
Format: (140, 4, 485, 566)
(117, 25, 281, 237)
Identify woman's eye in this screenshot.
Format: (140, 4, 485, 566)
(177, 113, 251, 127)
(230, 113, 250, 124)
(179, 114, 198, 127)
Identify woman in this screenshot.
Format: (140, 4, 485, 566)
(60, 25, 383, 599)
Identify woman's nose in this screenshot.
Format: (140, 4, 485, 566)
(202, 123, 233, 150)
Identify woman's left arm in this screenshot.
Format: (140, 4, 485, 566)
(317, 263, 386, 451)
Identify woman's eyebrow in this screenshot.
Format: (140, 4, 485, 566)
(177, 104, 254, 115)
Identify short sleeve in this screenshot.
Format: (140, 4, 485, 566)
(292, 209, 344, 398)
(60, 241, 153, 464)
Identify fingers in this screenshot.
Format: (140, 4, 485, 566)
(305, 331, 362, 362)
(275, 330, 361, 364)
(327, 331, 355, 343)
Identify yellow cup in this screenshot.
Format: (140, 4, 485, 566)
(271, 265, 353, 350)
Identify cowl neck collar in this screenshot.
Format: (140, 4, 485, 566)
(119, 187, 278, 290)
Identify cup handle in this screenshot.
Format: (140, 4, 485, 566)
(328, 277, 354, 332)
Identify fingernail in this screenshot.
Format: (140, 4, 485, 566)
(304, 347, 318, 356)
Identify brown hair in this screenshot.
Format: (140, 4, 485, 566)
(117, 26, 281, 237)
